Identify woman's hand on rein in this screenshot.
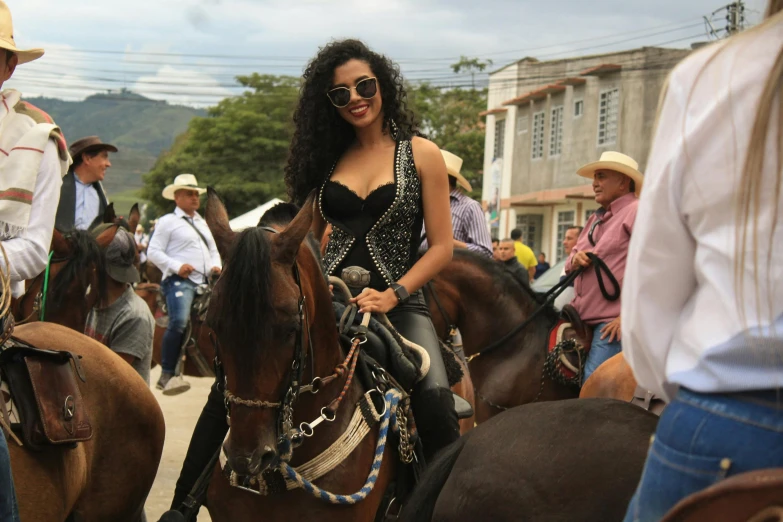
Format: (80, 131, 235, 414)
(350, 288, 398, 314)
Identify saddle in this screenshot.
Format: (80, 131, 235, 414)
(0, 337, 92, 451)
(661, 468, 783, 522)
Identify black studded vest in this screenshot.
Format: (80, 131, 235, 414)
(319, 140, 423, 290)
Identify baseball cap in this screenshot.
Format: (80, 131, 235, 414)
(103, 228, 140, 284)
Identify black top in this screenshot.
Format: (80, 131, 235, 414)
(322, 178, 423, 291)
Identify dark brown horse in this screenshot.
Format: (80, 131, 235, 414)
(203, 191, 397, 521)
(12, 203, 141, 332)
(12, 228, 105, 331)
(399, 398, 658, 522)
(426, 251, 579, 423)
(9, 322, 165, 521)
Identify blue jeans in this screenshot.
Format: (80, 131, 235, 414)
(0, 434, 19, 522)
(582, 321, 622, 384)
(161, 275, 198, 374)
(623, 388, 783, 522)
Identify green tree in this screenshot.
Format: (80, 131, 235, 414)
(142, 74, 299, 219)
(408, 62, 488, 198)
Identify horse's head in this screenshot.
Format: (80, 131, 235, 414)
(15, 229, 106, 330)
(103, 202, 141, 236)
(206, 188, 324, 476)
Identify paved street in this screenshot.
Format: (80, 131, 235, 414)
(146, 366, 213, 522)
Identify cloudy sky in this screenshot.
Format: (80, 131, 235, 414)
(5, 0, 768, 106)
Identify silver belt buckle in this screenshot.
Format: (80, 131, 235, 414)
(340, 266, 371, 290)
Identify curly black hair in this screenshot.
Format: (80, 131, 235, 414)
(285, 39, 420, 205)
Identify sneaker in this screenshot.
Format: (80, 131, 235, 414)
(156, 371, 173, 390)
(162, 374, 191, 396)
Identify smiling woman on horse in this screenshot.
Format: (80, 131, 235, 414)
(285, 38, 471, 462)
(620, 1, 783, 520)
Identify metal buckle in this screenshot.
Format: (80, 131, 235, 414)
(340, 266, 371, 289)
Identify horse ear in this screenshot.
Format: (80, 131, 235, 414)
(127, 203, 140, 233)
(51, 229, 69, 256)
(273, 192, 316, 266)
(205, 187, 235, 261)
(104, 202, 116, 224)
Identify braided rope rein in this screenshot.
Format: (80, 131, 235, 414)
(279, 388, 401, 505)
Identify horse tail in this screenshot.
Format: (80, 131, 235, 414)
(399, 435, 468, 522)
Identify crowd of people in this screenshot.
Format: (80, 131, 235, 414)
(0, 0, 781, 519)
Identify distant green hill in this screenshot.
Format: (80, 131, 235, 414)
(26, 90, 206, 198)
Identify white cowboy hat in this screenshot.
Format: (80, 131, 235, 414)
(162, 173, 207, 201)
(577, 151, 643, 195)
(0, 2, 44, 65)
(441, 150, 472, 192)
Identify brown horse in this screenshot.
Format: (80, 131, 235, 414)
(579, 353, 637, 401)
(203, 191, 397, 521)
(426, 250, 579, 423)
(12, 203, 141, 332)
(8, 322, 165, 521)
(12, 228, 105, 331)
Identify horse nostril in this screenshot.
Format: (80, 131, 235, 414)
(257, 447, 277, 473)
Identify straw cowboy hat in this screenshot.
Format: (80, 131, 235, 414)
(441, 150, 472, 192)
(577, 151, 644, 195)
(162, 174, 207, 200)
(0, 1, 44, 65)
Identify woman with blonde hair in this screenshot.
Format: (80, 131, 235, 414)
(621, 1, 783, 520)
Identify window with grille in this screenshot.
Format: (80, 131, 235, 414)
(515, 214, 543, 254)
(516, 115, 528, 135)
(597, 89, 619, 146)
(574, 99, 584, 118)
(549, 106, 564, 157)
(494, 118, 505, 159)
(531, 111, 545, 159)
(556, 210, 575, 261)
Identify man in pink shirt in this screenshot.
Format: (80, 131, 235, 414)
(565, 152, 644, 384)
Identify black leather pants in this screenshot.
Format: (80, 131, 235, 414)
(168, 293, 459, 517)
(385, 291, 461, 462)
(170, 381, 227, 517)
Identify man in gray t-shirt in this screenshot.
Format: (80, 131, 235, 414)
(85, 226, 154, 384)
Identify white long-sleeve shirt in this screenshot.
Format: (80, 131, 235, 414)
(1, 140, 62, 297)
(622, 25, 783, 401)
(147, 206, 221, 285)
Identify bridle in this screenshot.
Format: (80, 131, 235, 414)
(214, 226, 368, 462)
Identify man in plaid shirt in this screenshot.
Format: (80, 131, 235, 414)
(421, 150, 492, 258)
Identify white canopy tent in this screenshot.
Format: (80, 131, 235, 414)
(228, 198, 284, 231)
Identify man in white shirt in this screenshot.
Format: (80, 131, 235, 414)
(54, 136, 115, 231)
(147, 174, 221, 394)
(0, 1, 72, 516)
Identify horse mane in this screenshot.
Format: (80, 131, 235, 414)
(210, 227, 274, 357)
(451, 249, 560, 323)
(50, 229, 106, 309)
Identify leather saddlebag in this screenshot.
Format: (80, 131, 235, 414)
(0, 344, 92, 451)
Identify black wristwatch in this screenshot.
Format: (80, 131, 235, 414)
(390, 283, 410, 305)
